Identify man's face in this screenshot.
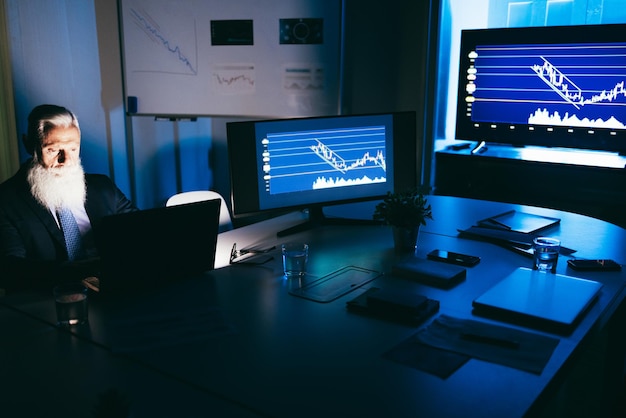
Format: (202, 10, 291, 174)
(38, 126, 81, 170)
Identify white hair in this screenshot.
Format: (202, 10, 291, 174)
(25, 104, 80, 156)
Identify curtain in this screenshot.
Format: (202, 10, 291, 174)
(0, 0, 19, 182)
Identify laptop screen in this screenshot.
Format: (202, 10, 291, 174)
(94, 199, 221, 293)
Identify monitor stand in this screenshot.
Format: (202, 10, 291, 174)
(276, 206, 382, 237)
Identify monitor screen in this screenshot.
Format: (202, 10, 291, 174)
(455, 23, 626, 153)
(227, 111, 417, 233)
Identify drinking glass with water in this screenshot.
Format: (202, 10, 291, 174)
(533, 237, 560, 273)
(53, 282, 89, 326)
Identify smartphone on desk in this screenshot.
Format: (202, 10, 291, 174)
(567, 259, 622, 271)
(427, 249, 481, 267)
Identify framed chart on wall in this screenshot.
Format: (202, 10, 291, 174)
(118, 0, 343, 117)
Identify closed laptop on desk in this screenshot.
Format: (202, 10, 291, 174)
(472, 267, 602, 334)
(95, 199, 221, 293)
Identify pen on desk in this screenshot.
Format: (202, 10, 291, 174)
(471, 140, 488, 154)
(460, 332, 520, 349)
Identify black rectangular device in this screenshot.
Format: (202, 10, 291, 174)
(95, 199, 221, 293)
(392, 257, 467, 289)
(427, 249, 480, 267)
(226, 111, 417, 237)
(456, 23, 626, 154)
(567, 259, 622, 272)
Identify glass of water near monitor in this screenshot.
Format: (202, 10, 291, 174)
(282, 243, 309, 278)
(532, 237, 560, 273)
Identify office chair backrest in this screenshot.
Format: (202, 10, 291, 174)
(166, 190, 233, 232)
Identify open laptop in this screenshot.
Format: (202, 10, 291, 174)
(472, 267, 602, 334)
(94, 199, 221, 294)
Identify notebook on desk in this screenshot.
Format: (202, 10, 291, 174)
(458, 209, 575, 256)
(472, 267, 602, 334)
(94, 199, 221, 293)
(477, 210, 560, 234)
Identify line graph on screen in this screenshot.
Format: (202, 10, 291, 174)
(467, 42, 626, 130)
(262, 126, 387, 194)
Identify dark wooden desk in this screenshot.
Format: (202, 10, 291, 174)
(0, 305, 262, 417)
(2, 196, 626, 417)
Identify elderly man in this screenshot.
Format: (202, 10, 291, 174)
(0, 104, 137, 290)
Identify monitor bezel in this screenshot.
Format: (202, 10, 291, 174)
(455, 23, 626, 154)
(227, 111, 418, 219)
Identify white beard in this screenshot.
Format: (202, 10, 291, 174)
(27, 159, 87, 211)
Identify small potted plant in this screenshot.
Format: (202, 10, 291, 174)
(373, 188, 433, 253)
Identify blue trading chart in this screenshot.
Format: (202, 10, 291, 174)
(262, 125, 387, 195)
(465, 42, 626, 130)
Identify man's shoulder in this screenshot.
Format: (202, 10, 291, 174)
(84, 173, 136, 214)
(0, 166, 27, 194)
(0, 167, 32, 213)
(85, 173, 116, 189)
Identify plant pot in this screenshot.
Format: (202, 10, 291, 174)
(392, 225, 420, 254)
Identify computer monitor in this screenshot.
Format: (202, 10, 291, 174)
(455, 23, 626, 154)
(227, 111, 417, 236)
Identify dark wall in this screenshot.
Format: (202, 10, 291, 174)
(342, 0, 430, 114)
(342, 0, 435, 187)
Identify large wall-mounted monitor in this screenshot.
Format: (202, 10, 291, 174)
(227, 111, 417, 236)
(456, 23, 626, 154)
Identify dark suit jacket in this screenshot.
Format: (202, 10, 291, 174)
(0, 162, 137, 290)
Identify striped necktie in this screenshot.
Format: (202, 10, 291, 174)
(57, 207, 85, 261)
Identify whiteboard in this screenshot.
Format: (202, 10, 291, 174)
(119, 0, 343, 117)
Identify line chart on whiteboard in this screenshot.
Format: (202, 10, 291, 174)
(120, 0, 342, 116)
(466, 42, 626, 130)
(127, 7, 198, 75)
(262, 126, 387, 195)
(211, 64, 256, 94)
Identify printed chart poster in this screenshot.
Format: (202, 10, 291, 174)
(120, 0, 341, 117)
